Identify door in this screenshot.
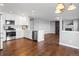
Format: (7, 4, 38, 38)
(55, 21, 59, 35)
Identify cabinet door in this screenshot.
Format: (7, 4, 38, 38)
(16, 29, 24, 38)
(25, 30, 32, 39)
(5, 14, 10, 20)
(5, 14, 15, 20)
(15, 15, 21, 25)
(15, 16, 26, 25)
(21, 17, 26, 25)
(15, 16, 30, 25)
(25, 16, 30, 25)
(20, 16, 27, 25)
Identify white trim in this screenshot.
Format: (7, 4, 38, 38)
(0, 40, 3, 49)
(59, 42, 79, 49)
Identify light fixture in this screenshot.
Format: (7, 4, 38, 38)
(32, 10, 36, 16)
(55, 10, 62, 13)
(9, 11, 13, 14)
(55, 3, 65, 13)
(67, 4, 76, 11)
(55, 3, 76, 13)
(32, 10, 36, 13)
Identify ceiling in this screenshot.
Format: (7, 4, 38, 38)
(0, 3, 79, 21)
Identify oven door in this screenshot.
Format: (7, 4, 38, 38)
(6, 32, 16, 37)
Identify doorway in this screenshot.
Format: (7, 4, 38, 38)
(54, 21, 60, 44)
(55, 21, 60, 35)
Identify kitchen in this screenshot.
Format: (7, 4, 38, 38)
(0, 12, 45, 49)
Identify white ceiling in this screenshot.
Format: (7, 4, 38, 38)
(0, 3, 79, 21)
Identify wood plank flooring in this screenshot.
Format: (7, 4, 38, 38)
(0, 34, 79, 56)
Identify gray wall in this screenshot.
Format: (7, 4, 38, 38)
(30, 19, 55, 34)
(50, 21, 55, 33)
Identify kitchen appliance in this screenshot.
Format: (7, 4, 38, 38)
(32, 31, 38, 42)
(5, 20, 15, 25)
(4, 20, 16, 41)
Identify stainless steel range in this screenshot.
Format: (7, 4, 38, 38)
(5, 26, 16, 41)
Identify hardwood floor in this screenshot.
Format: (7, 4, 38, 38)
(0, 34, 79, 56)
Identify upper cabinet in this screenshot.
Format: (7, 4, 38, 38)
(15, 15, 30, 25)
(4, 13, 15, 20)
(3, 13, 30, 25)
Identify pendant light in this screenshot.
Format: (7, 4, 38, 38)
(55, 10, 62, 13)
(67, 3, 76, 11)
(55, 3, 76, 14)
(55, 3, 65, 13)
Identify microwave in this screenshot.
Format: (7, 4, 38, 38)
(5, 20, 15, 25)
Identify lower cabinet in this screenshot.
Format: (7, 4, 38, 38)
(16, 30, 32, 39)
(25, 30, 32, 39)
(0, 39, 3, 49)
(16, 29, 24, 39)
(16, 30, 44, 42)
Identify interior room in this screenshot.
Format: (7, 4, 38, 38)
(0, 3, 79, 56)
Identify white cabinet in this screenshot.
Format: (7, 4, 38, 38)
(3, 13, 30, 26)
(16, 29, 24, 38)
(25, 30, 45, 41)
(20, 16, 27, 25)
(38, 30, 44, 42)
(4, 14, 15, 20)
(15, 15, 30, 39)
(15, 16, 30, 25)
(15, 15, 20, 25)
(25, 30, 32, 39)
(0, 13, 30, 41)
(26, 16, 30, 25)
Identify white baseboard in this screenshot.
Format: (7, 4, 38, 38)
(59, 42, 79, 49)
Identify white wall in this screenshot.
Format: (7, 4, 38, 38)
(0, 14, 5, 49)
(0, 14, 1, 49)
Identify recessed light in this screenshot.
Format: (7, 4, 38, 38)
(9, 11, 13, 14)
(32, 10, 36, 13)
(0, 3, 4, 6)
(32, 10, 36, 16)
